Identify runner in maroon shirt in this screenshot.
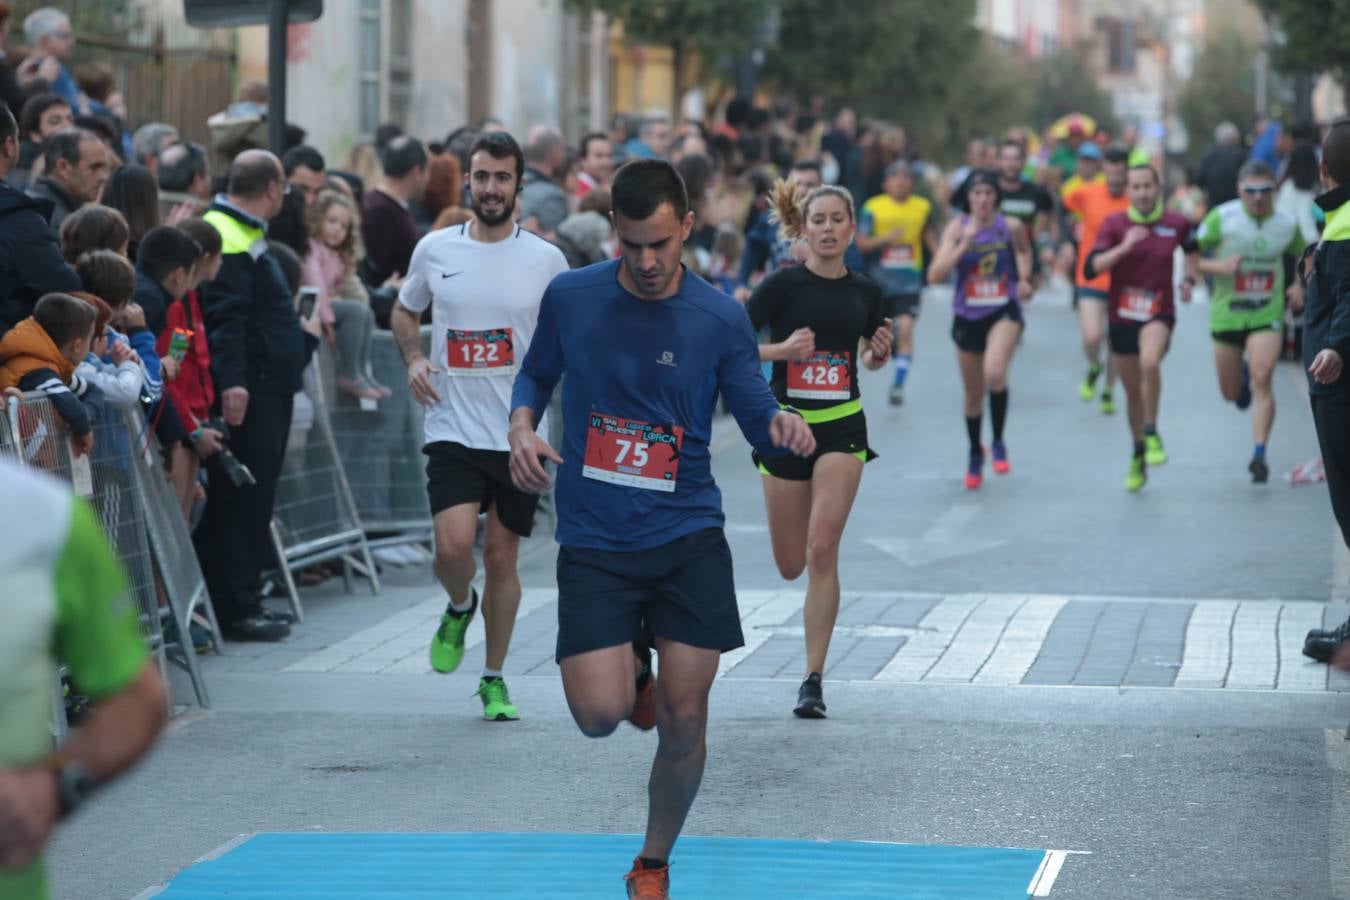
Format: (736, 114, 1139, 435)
(1085, 164, 1200, 492)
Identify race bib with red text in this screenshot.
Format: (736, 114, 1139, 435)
(786, 351, 852, 401)
(446, 327, 515, 376)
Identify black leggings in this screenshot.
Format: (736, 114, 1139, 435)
(1312, 392, 1350, 549)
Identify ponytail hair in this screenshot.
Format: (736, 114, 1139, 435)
(767, 178, 855, 242)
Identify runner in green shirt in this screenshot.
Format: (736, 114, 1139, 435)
(1195, 160, 1308, 484)
(0, 456, 166, 900)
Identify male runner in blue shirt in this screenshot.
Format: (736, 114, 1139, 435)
(509, 159, 815, 899)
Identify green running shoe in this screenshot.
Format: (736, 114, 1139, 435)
(1144, 433, 1168, 466)
(1079, 364, 1101, 401)
(1099, 390, 1115, 415)
(478, 676, 519, 721)
(1125, 454, 1147, 493)
(429, 587, 478, 674)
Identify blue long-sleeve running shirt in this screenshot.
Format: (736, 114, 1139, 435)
(512, 260, 784, 552)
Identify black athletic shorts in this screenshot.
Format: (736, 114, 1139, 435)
(1109, 318, 1174, 356)
(752, 410, 875, 481)
(555, 527, 744, 662)
(423, 440, 538, 537)
(1212, 321, 1280, 349)
(951, 302, 1024, 355)
(884, 292, 922, 320)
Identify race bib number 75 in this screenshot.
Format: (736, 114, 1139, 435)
(582, 414, 683, 492)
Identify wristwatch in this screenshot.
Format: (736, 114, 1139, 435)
(42, 753, 96, 817)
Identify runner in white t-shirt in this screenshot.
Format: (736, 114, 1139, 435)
(392, 132, 568, 721)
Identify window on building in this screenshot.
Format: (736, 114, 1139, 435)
(357, 0, 414, 139)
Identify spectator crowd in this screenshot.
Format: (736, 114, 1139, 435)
(0, 3, 1337, 650)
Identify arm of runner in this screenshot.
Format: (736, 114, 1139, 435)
(760, 327, 815, 361)
(860, 318, 893, 370)
(1009, 219, 1034, 301)
(507, 406, 561, 494)
(1084, 220, 1147, 279)
(394, 239, 441, 405)
(768, 410, 816, 457)
(720, 311, 796, 454)
(926, 219, 971, 283)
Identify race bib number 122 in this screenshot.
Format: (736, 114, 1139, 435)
(446, 327, 515, 376)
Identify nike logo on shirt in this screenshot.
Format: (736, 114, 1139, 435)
(442, 271, 463, 279)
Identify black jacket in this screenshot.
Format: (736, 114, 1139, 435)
(132, 268, 172, 337)
(26, 176, 80, 233)
(1303, 185, 1350, 397)
(198, 200, 316, 396)
(0, 179, 82, 334)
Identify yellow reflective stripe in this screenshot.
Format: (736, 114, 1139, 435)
(791, 399, 862, 424)
(202, 209, 262, 254)
(1324, 202, 1350, 242)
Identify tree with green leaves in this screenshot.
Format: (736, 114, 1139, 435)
(1177, 30, 1257, 163)
(1255, 0, 1350, 107)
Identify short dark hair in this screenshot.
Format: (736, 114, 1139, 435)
(282, 144, 325, 176)
(41, 127, 96, 173)
(75, 249, 136, 308)
(380, 136, 428, 179)
(1103, 144, 1130, 165)
(33, 292, 97, 346)
(137, 225, 202, 284)
(0, 103, 15, 146)
(18, 92, 68, 139)
(227, 152, 281, 198)
(1323, 119, 1350, 186)
(999, 138, 1025, 157)
(611, 159, 689, 222)
(579, 132, 610, 159)
(176, 216, 222, 257)
(73, 62, 116, 103)
(157, 141, 208, 193)
(59, 205, 130, 263)
(374, 123, 403, 149)
(466, 131, 524, 181)
(790, 159, 822, 176)
(1127, 164, 1160, 185)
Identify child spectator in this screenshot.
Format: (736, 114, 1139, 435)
(300, 190, 388, 400)
(709, 223, 745, 297)
(158, 217, 224, 519)
(59, 204, 130, 262)
(0, 292, 97, 455)
(72, 253, 153, 409)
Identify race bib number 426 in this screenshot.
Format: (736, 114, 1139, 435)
(582, 414, 683, 492)
(446, 327, 515, 376)
(787, 351, 852, 401)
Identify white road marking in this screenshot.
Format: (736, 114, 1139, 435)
(866, 502, 1005, 567)
(873, 595, 983, 682)
(924, 594, 1028, 683)
(974, 595, 1070, 685)
(1174, 600, 1238, 688)
(718, 590, 802, 676)
(1277, 602, 1330, 691)
(1028, 848, 1068, 896)
(1225, 601, 1281, 690)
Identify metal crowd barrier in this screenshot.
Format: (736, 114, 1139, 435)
(1, 394, 218, 724)
(319, 327, 434, 551)
(268, 353, 381, 619)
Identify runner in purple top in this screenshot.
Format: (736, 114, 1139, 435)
(1085, 163, 1200, 493)
(928, 170, 1033, 490)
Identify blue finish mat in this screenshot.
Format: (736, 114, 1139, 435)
(152, 832, 1057, 898)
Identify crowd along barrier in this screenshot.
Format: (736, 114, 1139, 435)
(1, 394, 195, 733)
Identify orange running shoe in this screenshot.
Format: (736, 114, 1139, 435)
(991, 440, 1010, 475)
(965, 448, 985, 490)
(624, 858, 670, 899)
(629, 646, 656, 731)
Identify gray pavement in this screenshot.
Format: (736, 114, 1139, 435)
(47, 282, 1350, 899)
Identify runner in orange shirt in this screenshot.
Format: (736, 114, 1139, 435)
(1063, 145, 1131, 414)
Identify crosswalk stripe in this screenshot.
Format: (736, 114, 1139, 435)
(924, 595, 1028, 683)
(873, 596, 982, 682)
(1226, 602, 1281, 690)
(719, 590, 802, 676)
(1276, 602, 1330, 691)
(973, 596, 1070, 685)
(1174, 600, 1238, 688)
